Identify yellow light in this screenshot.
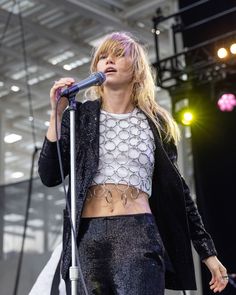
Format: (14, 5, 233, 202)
(230, 43, 236, 54)
(181, 111, 193, 125)
(217, 47, 228, 59)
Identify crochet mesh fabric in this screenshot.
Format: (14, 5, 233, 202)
(89, 108, 156, 205)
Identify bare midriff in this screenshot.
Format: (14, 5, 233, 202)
(81, 184, 152, 217)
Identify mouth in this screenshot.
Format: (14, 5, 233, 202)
(104, 67, 117, 74)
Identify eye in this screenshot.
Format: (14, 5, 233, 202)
(115, 50, 125, 58)
(99, 54, 107, 60)
(120, 54, 126, 59)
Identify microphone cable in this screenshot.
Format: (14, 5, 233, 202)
(55, 95, 88, 295)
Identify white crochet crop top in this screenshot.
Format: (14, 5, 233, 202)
(90, 107, 156, 197)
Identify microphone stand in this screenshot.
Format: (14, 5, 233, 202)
(61, 72, 105, 294)
(68, 94, 78, 295)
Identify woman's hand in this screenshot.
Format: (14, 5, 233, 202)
(203, 256, 228, 293)
(50, 77, 75, 116)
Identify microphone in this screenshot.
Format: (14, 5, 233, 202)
(60, 72, 106, 97)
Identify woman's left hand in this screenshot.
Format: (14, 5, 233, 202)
(203, 256, 228, 293)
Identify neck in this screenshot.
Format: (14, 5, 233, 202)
(101, 85, 134, 114)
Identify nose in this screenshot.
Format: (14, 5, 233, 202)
(106, 55, 115, 64)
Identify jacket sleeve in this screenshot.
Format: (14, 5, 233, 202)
(38, 109, 70, 187)
(163, 140, 218, 261)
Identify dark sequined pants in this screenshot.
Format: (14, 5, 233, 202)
(65, 213, 165, 295)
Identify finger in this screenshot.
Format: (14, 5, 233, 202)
(52, 81, 73, 90)
(54, 78, 75, 85)
(210, 281, 218, 291)
(211, 277, 228, 292)
(219, 277, 229, 289)
(209, 276, 216, 285)
(213, 284, 227, 293)
(219, 267, 228, 291)
(52, 80, 74, 91)
(214, 267, 225, 284)
(52, 78, 75, 90)
(209, 273, 222, 290)
(55, 77, 75, 82)
(209, 271, 218, 285)
(50, 83, 72, 100)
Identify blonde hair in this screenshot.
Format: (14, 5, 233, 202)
(86, 32, 180, 144)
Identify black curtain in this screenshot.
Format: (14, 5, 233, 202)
(190, 84, 236, 295)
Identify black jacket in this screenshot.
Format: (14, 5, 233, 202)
(38, 99, 217, 290)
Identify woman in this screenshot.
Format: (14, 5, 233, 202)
(38, 32, 228, 294)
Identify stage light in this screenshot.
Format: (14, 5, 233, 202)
(217, 47, 228, 59)
(217, 93, 236, 112)
(230, 43, 236, 54)
(181, 111, 194, 125)
(151, 28, 161, 35)
(173, 99, 195, 126)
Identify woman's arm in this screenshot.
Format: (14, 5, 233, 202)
(38, 109, 70, 187)
(163, 140, 228, 293)
(163, 140, 217, 257)
(38, 78, 75, 187)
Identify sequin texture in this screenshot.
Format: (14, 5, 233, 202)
(65, 214, 165, 295)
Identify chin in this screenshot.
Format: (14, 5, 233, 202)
(104, 77, 118, 85)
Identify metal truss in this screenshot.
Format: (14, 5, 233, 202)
(152, 1, 236, 90)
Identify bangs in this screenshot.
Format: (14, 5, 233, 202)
(98, 39, 126, 58)
(92, 33, 137, 69)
